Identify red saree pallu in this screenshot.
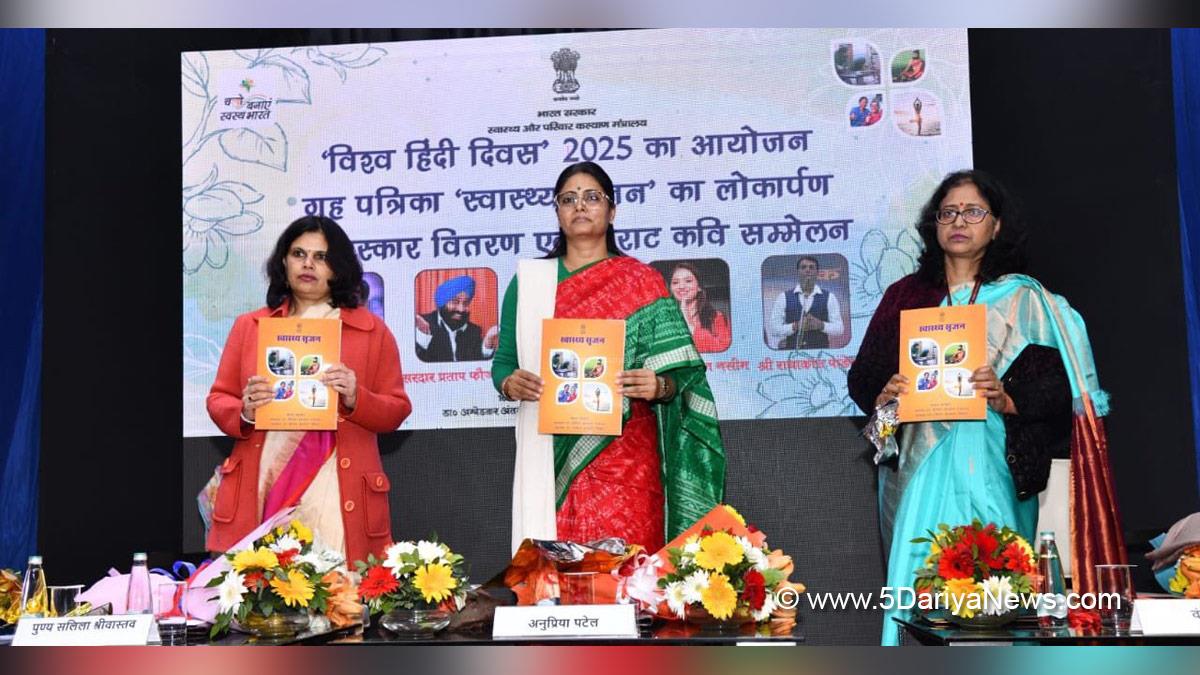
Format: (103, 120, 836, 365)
(549, 256, 725, 551)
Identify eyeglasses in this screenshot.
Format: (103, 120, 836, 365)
(289, 247, 328, 264)
(555, 189, 610, 209)
(935, 207, 992, 225)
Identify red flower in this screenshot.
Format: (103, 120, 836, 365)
(358, 565, 400, 600)
(1001, 542, 1033, 575)
(1068, 609, 1102, 631)
(975, 529, 1001, 569)
(741, 569, 766, 611)
(937, 543, 976, 580)
(276, 548, 300, 568)
(243, 570, 264, 590)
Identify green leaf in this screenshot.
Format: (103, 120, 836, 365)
(760, 568, 785, 587)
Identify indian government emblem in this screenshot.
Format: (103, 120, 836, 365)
(551, 47, 580, 94)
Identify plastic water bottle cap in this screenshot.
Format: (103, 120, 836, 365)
(1039, 531, 1055, 539)
(27, 555, 42, 565)
(132, 552, 148, 561)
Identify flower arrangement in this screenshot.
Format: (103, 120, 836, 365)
(355, 539, 469, 614)
(0, 569, 21, 625)
(1168, 545, 1200, 598)
(657, 527, 794, 624)
(205, 519, 345, 637)
(911, 520, 1037, 620)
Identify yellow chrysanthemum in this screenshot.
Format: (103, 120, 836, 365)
(269, 572, 315, 608)
(290, 520, 313, 544)
(942, 577, 981, 619)
(722, 505, 746, 526)
(700, 573, 738, 620)
(694, 531, 744, 570)
(413, 563, 458, 604)
(231, 547, 280, 572)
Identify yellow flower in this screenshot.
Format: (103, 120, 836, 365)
(700, 573, 738, 620)
(231, 547, 280, 572)
(722, 505, 747, 525)
(694, 531, 744, 570)
(290, 520, 313, 544)
(942, 577, 981, 619)
(924, 540, 943, 566)
(269, 571, 315, 608)
(1169, 566, 1188, 595)
(1015, 537, 1036, 569)
(413, 563, 458, 604)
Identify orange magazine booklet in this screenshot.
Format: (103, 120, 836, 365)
(897, 303, 987, 422)
(538, 318, 625, 436)
(256, 317, 341, 430)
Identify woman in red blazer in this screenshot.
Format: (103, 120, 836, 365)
(206, 216, 411, 564)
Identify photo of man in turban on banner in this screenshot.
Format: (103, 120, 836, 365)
(415, 274, 499, 362)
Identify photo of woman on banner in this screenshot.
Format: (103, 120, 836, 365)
(492, 161, 726, 554)
(846, 170, 1125, 645)
(652, 259, 732, 353)
(204, 216, 412, 564)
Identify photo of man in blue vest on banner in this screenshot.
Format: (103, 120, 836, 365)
(767, 255, 846, 350)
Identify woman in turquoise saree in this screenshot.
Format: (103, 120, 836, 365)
(848, 170, 1126, 645)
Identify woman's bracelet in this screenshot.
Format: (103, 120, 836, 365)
(499, 375, 514, 401)
(655, 374, 676, 401)
(240, 410, 255, 425)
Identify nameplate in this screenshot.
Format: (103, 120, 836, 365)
(13, 615, 159, 646)
(1130, 598, 1200, 635)
(492, 604, 637, 640)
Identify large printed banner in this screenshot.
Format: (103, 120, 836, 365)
(183, 28, 972, 435)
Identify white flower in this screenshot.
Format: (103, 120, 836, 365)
(416, 540, 444, 564)
(217, 572, 248, 614)
(682, 536, 701, 556)
(383, 541, 417, 576)
(980, 576, 1014, 616)
(752, 591, 777, 622)
(744, 546, 769, 572)
(269, 534, 302, 555)
(681, 570, 709, 604)
(320, 548, 345, 569)
(664, 581, 688, 619)
(297, 548, 343, 574)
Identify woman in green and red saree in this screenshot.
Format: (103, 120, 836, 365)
(492, 162, 726, 554)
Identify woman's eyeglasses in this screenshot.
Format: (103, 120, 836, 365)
(555, 189, 610, 209)
(935, 207, 991, 225)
